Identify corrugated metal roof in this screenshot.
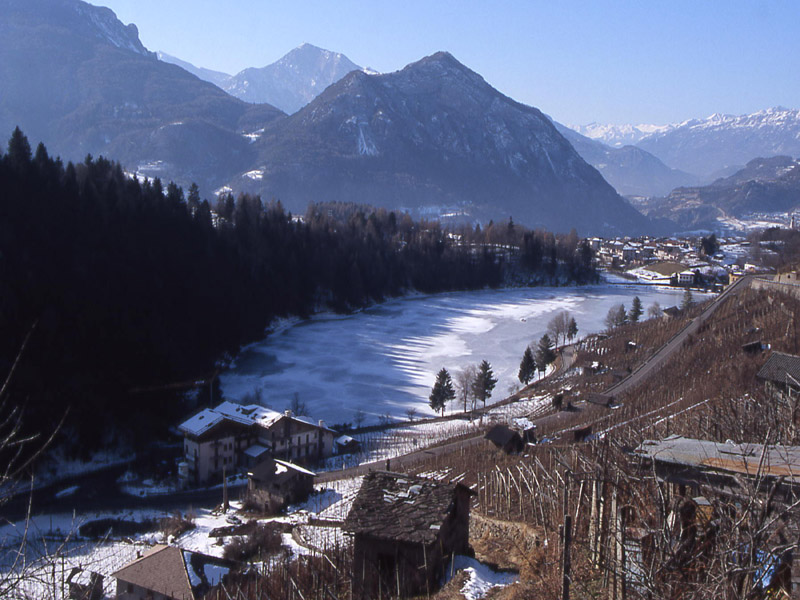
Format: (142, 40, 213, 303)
(635, 435, 800, 482)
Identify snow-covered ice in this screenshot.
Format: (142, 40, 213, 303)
(221, 284, 699, 425)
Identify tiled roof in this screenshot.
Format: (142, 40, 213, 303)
(757, 352, 800, 386)
(343, 472, 469, 545)
(111, 545, 233, 600)
(112, 545, 192, 600)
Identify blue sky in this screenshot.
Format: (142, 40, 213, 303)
(97, 0, 799, 126)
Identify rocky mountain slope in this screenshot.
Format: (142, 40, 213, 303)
(639, 155, 800, 230)
(0, 0, 284, 192)
(223, 44, 363, 113)
(235, 52, 658, 235)
(156, 51, 231, 88)
(552, 122, 698, 197)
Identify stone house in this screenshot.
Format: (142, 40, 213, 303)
(178, 401, 335, 485)
(484, 424, 524, 453)
(343, 471, 474, 597)
(246, 457, 315, 513)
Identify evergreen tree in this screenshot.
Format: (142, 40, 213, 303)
(700, 234, 719, 257)
(567, 317, 578, 342)
(536, 334, 556, 373)
(629, 296, 643, 323)
(518, 347, 536, 385)
(6, 126, 31, 170)
(681, 288, 694, 311)
(472, 360, 497, 409)
(429, 368, 455, 416)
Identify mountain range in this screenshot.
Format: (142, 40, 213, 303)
(231, 51, 654, 235)
(572, 108, 800, 180)
(3, 0, 799, 235)
(635, 155, 800, 231)
(158, 44, 367, 115)
(552, 123, 699, 197)
(0, 0, 284, 194)
(0, 0, 659, 235)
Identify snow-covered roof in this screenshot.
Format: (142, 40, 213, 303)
(179, 401, 283, 437)
(274, 458, 316, 477)
(335, 434, 356, 445)
(178, 408, 225, 437)
(293, 414, 336, 432)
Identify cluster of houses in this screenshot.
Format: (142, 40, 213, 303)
(101, 469, 474, 599)
(83, 396, 480, 599)
(588, 235, 775, 287)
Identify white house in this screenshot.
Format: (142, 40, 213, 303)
(178, 401, 335, 485)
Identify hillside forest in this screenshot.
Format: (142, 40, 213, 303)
(0, 128, 597, 455)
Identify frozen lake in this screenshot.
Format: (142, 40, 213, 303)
(220, 282, 702, 426)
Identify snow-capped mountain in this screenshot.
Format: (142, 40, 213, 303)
(635, 107, 800, 177)
(0, 0, 283, 193)
(552, 122, 698, 197)
(236, 52, 659, 235)
(570, 122, 671, 148)
(224, 43, 365, 113)
(156, 51, 231, 88)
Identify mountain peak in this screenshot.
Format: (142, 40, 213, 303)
(224, 43, 362, 113)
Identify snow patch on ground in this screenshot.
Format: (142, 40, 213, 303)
(442, 555, 519, 599)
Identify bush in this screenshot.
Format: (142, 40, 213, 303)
(159, 511, 195, 540)
(223, 523, 283, 562)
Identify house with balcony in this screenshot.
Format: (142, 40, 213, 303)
(178, 401, 335, 486)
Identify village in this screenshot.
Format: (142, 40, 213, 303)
(6, 260, 800, 599)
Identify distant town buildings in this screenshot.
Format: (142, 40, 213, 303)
(588, 234, 776, 287)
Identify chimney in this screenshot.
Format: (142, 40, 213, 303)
(284, 409, 292, 418)
(318, 420, 325, 428)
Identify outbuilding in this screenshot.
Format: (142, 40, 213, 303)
(343, 471, 474, 597)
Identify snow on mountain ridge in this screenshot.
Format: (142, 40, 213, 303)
(572, 107, 800, 149)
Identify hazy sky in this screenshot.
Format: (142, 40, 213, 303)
(96, 0, 799, 126)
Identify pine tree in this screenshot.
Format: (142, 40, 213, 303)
(567, 317, 578, 342)
(472, 360, 497, 409)
(629, 296, 643, 323)
(429, 368, 455, 416)
(518, 347, 536, 385)
(6, 126, 31, 171)
(536, 334, 556, 373)
(681, 288, 694, 311)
